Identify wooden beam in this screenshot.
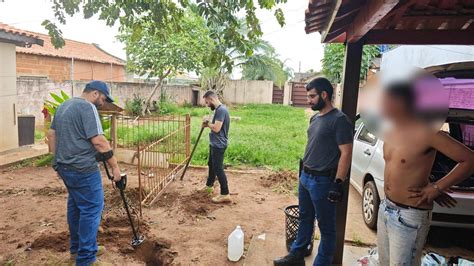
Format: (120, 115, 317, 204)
(325, 26, 349, 42)
(334, 40, 364, 265)
(346, 0, 400, 42)
(365, 29, 474, 44)
(321, 0, 343, 41)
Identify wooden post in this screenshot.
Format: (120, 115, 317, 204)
(111, 114, 118, 151)
(185, 114, 191, 159)
(333, 40, 363, 265)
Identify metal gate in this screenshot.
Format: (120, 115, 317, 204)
(112, 114, 191, 215)
(272, 86, 284, 104)
(291, 82, 308, 107)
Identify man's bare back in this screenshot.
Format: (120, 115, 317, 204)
(383, 124, 437, 209)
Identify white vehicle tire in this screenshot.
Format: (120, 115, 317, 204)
(362, 180, 380, 229)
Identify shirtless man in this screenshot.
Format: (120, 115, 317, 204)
(377, 82, 474, 265)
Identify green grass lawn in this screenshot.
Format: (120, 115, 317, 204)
(172, 104, 309, 171)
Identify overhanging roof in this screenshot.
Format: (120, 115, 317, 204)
(0, 23, 44, 47)
(305, 0, 474, 44)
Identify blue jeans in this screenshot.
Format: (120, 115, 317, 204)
(290, 171, 336, 266)
(377, 199, 432, 266)
(58, 166, 104, 266)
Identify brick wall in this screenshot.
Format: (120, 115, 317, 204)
(16, 53, 126, 82)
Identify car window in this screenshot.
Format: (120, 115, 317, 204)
(357, 125, 377, 145)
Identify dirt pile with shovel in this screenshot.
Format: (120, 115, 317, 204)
(28, 186, 177, 265)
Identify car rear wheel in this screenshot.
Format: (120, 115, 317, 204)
(362, 181, 380, 229)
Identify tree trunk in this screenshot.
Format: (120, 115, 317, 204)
(143, 79, 162, 116)
(142, 69, 171, 116)
(203, 71, 228, 101)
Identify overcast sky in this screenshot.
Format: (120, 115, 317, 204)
(0, 0, 324, 75)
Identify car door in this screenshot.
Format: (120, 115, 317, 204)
(351, 123, 378, 189)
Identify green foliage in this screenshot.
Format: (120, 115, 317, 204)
(156, 93, 179, 115)
(117, 11, 213, 80)
(35, 130, 45, 141)
(35, 154, 55, 167)
(44, 90, 70, 117)
(241, 40, 293, 87)
(44, 0, 287, 60)
(321, 44, 380, 84)
(124, 94, 145, 117)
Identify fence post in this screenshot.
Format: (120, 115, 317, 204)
(185, 114, 191, 159)
(137, 118, 143, 217)
(111, 114, 117, 151)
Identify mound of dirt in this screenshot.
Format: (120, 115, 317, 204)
(31, 186, 67, 196)
(30, 214, 176, 265)
(180, 190, 222, 216)
(30, 232, 68, 252)
(260, 171, 298, 194)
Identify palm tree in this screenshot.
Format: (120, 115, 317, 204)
(241, 40, 293, 87)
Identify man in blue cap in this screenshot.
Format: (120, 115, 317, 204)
(47, 80, 121, 265)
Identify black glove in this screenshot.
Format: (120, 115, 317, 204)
(115, 174, 127, 191)
(328, 178, 344, 203)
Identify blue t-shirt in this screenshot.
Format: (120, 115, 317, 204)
(209, 105, 230, 148)
(51, 97, 103, 173)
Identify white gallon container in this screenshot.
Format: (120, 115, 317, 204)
(228, 225, 244, 261)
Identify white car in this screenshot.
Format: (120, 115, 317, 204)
(350, 108, 474, 229)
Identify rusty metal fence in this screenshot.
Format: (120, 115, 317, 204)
(106, 114, 191, 215)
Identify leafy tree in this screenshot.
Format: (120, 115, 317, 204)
(45, 1, 287, 102)
(241, 41, 293, 87)
(44, 1, 286, 57)
(321, 44, 380, 84)
(200, 20, 291, 97)
(117, 11, 213, 114)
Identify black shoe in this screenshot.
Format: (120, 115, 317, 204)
(273, 254, 305, 266)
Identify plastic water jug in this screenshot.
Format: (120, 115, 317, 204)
(228, 225, 244, 261)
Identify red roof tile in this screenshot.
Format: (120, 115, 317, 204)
(16, 31, 125, 65)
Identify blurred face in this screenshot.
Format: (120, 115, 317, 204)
(381, 92, 407, 121)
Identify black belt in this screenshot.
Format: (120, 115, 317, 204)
(303, 166, 336, 178)
(386, 197, 432, 211)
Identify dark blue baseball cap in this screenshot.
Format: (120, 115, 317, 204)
(85, 80, 114, 103)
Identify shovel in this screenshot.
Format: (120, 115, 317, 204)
(101, 161, 145, 248)
(180, 125, 205, 181)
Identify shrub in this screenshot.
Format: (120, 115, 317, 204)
(156, 92, 179, 115)
(125, 94, 145, 116)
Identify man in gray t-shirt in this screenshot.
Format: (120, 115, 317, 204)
(275, 78, 353, 266)
(48, 81, 121, 265)
(201, 90, 231, 204)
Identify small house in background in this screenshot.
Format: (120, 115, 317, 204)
(15, 31, 127, 82)
(0, 23, 43, 152)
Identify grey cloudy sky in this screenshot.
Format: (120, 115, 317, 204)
(0, 0, 324, 75)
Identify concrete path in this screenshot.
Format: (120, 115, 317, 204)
(244, 232, 371, 265)
(0, 144, 48, 167)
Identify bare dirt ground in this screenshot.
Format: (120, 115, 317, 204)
(0, 166, 297, 265)
(0, 166, 472, 265)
